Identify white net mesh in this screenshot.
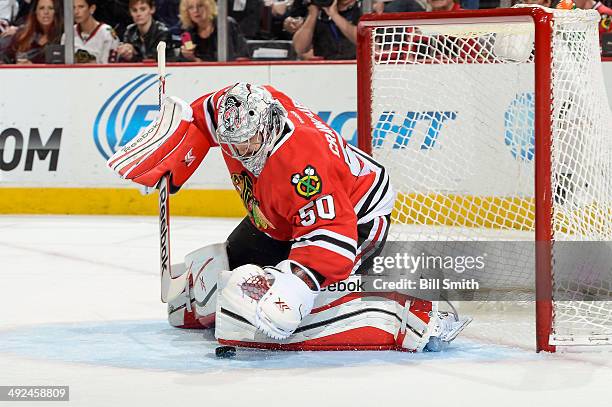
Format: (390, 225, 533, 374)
(364, 6, 612, 348)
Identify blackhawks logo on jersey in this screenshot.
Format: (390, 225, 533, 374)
(231, 172, 275, 230)
(291, 165, 322, 199)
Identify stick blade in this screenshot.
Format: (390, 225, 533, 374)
(162, 263, 188, 303)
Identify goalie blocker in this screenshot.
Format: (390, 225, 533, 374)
(107, 96, 210, 192)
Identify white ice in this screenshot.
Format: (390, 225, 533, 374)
(0, 215, 611, 407)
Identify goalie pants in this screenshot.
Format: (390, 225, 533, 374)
(226, 215, 391, 280)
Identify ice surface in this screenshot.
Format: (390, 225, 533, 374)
(0, 216, 610, 407)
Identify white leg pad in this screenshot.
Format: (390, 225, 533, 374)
(189, 243, 229, 316)
(215, 274, 440, 351)
(398, 300, 438, 352)
(167, 242, 228, 328)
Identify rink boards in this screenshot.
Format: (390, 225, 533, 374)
(1, 61, 612, 215)
(0, 63, 358, 215)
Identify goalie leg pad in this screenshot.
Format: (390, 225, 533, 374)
(167, 242, 228, 328)
(396, 299, 436, 352)
(398, 300, 474, 352)
(216, 273, 441, 351)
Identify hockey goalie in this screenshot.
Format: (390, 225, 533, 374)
(107, 83, 471, 351)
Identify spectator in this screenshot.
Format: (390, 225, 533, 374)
(282, 0, 307, 38)
(0, 0, 19, 38)
(117, 0, 171, 61)
(372, 1, 384, 12)
(280, 0, 312, 56)
(269, 0, 289, 17)
(572, 0, 612, 37)
(267, 0, 292, 40)
(522, 0, 551, 5)
(67, 0, 119, 63)
(0, 0, 19, 25)
(14, 0, 30, 24)
(178, 0, 248, 61)
(292, 0, 360, 60)
(3, 0, 62, 63)
(0, 29, 10, 61)
(228, 0, 262, 39)
(379, 0, 425, 12)
(93, 0, 131, 38)
(283, 15, 303, 35)
(427, 0, 461, 10)
(154, 0, 181, 36)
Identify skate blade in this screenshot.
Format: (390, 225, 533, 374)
(441, 316, 473, 342)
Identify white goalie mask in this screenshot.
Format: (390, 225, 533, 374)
(215, 83, 287, 176)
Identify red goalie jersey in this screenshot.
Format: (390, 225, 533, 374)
(114, 85, 395, 285)
(188, 86, 395, 284)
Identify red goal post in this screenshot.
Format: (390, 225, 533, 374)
(356, 6, 612, 352)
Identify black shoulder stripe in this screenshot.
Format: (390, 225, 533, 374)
(294, 234, 357, 255)
(360, 180, 390, 220)
(357, 170, 387, 219)
(206, 96, 217, 131)
(350, 146, 391, 219)
(273, 122, 292, 149)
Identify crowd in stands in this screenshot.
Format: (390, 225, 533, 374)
(1, 0, 63, 63)
(0, 0, 610, 63)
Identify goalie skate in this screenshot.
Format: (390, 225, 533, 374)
(424, 312, 473, 352)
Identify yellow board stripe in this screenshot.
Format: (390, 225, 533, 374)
(393, 193, 535, 231)
(0, 188, 247, 217)
(392, 193, 611, 236)
(1, 189, 608, 237)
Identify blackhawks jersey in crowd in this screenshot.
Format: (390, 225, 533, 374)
(63, 23, 118, 64)
(594, 1, 612, 36)
(190, 86, 395, 284)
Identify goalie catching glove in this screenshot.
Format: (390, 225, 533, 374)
(106, 96, 211, 191)
(218, 260, 321, 340)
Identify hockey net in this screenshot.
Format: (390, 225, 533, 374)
(357, 6, 612, 351)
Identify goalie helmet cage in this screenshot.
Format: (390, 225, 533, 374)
(357, 6, 612, 352)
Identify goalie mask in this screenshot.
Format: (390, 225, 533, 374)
(215, 83, 287, 176)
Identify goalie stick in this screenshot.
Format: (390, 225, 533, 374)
(156, 42, 186, 303)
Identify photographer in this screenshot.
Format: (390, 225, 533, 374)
(292, 0, 359, 60)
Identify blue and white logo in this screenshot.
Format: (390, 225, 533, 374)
(372, 111, 458, 149)
(318, 111, 358, 146)
(504, 92, 535, 161)
(93, 74, 166, 160)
